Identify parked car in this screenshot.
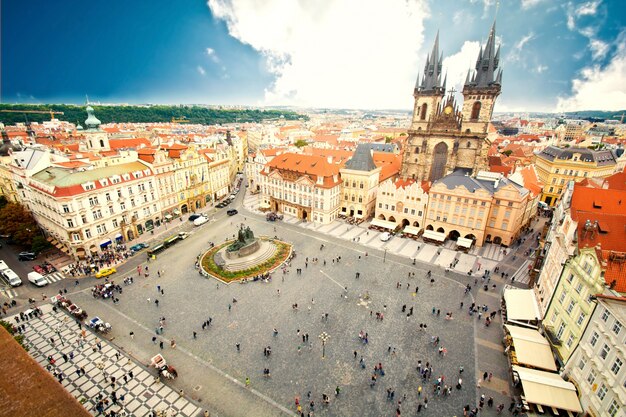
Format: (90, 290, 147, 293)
(18, 252, 37, 261)
(95, 267, 117, 279)
(216, 202, 226, 208)
(130, 243, 149, 252)
(1, 268, 22, 286)
(178, 232, 190, 240)
(380, 232, 392, 242)
(227, 209, 238, 216)
(188, 214, 201, 221)
(193, 215, 209, 226)
(266, 212, 283, 221)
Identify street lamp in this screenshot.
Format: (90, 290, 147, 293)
(319, 332, 330, 359)
(383, 248, 387, 263)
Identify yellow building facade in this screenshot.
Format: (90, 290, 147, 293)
(534, 146, 617, 206)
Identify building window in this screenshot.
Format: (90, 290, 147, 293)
(566, 300, 575, 314)
(566, 334, 574, 348)
(67, 219, 74, 228)
(62, 205, 70, 213)
(611, 358, 623, 375)
(106, 193, 111, 202)
(578, 357, 586, 370)
(92, 210, 102, 220)
(608, 400, 620, 417)
(120, 202, 125, 210)
(575, 283, 583, 294)
(602, 309, 611, 322)
(613, 321, 622, 336)
(600, 344, 611, 360)
(71, 233, 80, 242)
(85, 229, 92, 238)
(586, 369, 597, 385)
(597, 383, 608, 400)
(112, 219, 118, 228)
(559, 291, 566, 304)
(556, 323, 565, 339)
(590, 331, 599, 347)
(566, 273, 574, 283)
(576, 312, 586, 326)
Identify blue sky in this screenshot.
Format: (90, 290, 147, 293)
(3, 0, 625, 111)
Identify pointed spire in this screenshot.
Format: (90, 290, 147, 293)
(495, 69, 503, 85)
(464, 68, 472, 85)
(417, 30, 445, 93)
(472, 19, 500, 88)
(442, 72, 447, 90)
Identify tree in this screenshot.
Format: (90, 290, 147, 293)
(0, 203, 43, 249)
(0, 195, 7, 209)
(385, 136, 393, 143)
(502, 150, 513, 156)
(294, 139, 308, 148)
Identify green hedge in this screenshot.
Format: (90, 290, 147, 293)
(201, 239, 292, 282)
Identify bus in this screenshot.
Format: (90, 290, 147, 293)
(163, 235, 181, 248)
(146, 243, 166, 258)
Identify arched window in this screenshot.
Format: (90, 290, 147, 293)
(414, 146, 420, 154)
(420, 103, 428, 120)
(471, 101, 481, 120)
(467, 141, 471, 148)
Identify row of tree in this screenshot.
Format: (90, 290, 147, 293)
(0, 104, 306, 126)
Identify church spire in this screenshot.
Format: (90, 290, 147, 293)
(468, 19, 500, 88)
(416, 30, 444, 93)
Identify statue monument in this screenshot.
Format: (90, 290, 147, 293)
(224, 224, 260, 259)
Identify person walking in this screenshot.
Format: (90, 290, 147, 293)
(155, 299, 159, 307)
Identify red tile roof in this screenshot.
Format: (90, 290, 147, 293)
(570, 184, 626, 292)
(263, 153, 342, 188)
(109, 138, 151, 149)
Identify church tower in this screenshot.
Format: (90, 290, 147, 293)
(410, 31, 446, 132)
(401, 22, 502, 182)
(461, 20, 502, 135)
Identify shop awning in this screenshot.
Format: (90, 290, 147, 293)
(512, 366, 582, 413)
(55, 243, 64, 249)
(456, 237, 473, 249)
(60, 247, 69, 253)
(503, 288, 542, 325)
(49, 239, 58, 246)
(370, 218, 397, 230)
(403, 225, 421, 235)
(76, 248, 86, 254)
(173, 209, 181, 215)
(423, 229, 446, 242)
(99, 239, 112, 248)
(46, 236, 54, 242)
(115, 233, 123, 239)
(505, 325, 557, 371)
(164, 214, 173, 220)
(89, 246, 98, 253)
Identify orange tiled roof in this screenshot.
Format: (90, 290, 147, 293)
(53, 161, 91, 169)
(263, 153, 342, 188)
(570, 184, 626, 292)
(109, 138, 151, 149)
(600, 251, 626, 294)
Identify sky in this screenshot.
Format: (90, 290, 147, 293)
(2, 0, 625, 112)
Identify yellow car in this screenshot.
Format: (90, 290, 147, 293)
(95, 267, 117, 279)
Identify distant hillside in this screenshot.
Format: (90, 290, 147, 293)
(0, 104, 307, 126)
(561, 110, 626, 122)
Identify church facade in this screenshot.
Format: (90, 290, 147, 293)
(401, 23, 503, 182)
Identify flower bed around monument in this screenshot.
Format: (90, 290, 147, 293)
(201, 238, 292, 283)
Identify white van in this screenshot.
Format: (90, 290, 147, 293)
(0, 260, 8, 273)
(2, 268, 22, 286)
(193, 215, 209, 226)
(28, 271, 48, 287)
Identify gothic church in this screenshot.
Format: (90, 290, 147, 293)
(401, 22, 503, 181)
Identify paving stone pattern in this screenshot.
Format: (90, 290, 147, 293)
(13, 305, 202, 417)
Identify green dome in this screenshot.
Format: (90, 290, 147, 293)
(85, 106, 101, 129)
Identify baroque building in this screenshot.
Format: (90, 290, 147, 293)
(401, 23, 502, 181)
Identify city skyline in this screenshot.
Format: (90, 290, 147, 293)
(3, 0, 625, 112)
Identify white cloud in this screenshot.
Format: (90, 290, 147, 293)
(589, 39, 609, 60)
(534, 64, 548, 73)
(575, 0, 601, 16)
(206, 47, 221, 63)
(506, 32, 535, 63)
(206, 0, 430, 109)
(442, 41, 481, 93)
(520, 0, 543, 9)
(556, 35, 626, 111)
(197, 66, 206, 76)
(453, 9, 474, 26)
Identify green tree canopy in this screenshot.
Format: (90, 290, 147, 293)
(0, 203, 42, 249)
(294, 139, 308, 148)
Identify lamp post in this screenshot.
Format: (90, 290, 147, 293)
(383, 248, 387, 263)
(319, 332, 330, 359)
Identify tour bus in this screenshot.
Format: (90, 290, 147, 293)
(163, 235, 181, 248)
